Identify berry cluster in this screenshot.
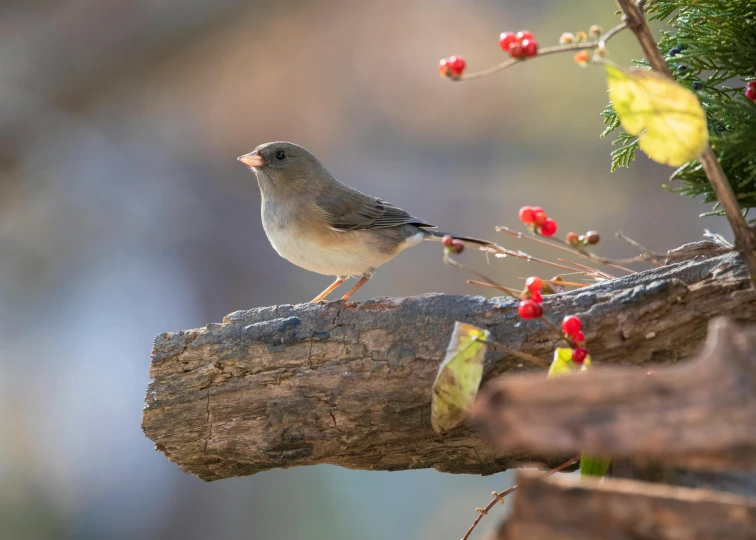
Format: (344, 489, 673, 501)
(499, 31, 539, 60)
(517, 276, 544, 319)
(441, 234, 465, 254)
(746, 75, 756, 101)
(439, 56, 466, 79)
(566, 230, 600, 247)
(518, 206, 558, 237)
(561, 315, 588, 364)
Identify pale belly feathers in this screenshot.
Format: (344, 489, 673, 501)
(263, 221, 424, 277)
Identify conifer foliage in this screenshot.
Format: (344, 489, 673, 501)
(602, 0, 756, 221)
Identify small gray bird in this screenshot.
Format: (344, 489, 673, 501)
(238, 141, 489, 302)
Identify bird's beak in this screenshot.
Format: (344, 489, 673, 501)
(237, 150, 266, 168)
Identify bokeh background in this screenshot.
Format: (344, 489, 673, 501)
(0, 1, 730, 539)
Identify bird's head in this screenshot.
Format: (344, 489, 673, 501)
(238, 141, 332, 195)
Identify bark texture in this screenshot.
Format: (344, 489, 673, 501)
(143, 252, 752, 481)
(472, 317, 756, 470)
(496, 469, 756, 540)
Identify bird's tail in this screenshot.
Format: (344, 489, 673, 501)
(423, 229, 494, 249)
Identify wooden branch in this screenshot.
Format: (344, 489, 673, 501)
(472, 317, 756, 470)
(615, 0, 756, 284)
(496, 469, 756, 540)
(142, 252, 752, 481)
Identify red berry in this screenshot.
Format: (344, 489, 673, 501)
(450, 239, 465, 254)
(499, 32, 517, 52)
(438, 58, 451, 77)
(521, 39, 539, 58)
(540, 218, 558, 237)
(747, 81, 756, 89)
(532, 208, 547, 227)
(518, 299, 542, 320)
(448, 56, 466, 77)
(519, 206, 537, 224)
(441, 234, 454, 247)
(509, 42, 525, 59)
(572, 347, 588, 364)
(561, 315, 582, 335)
(525, 276, 543, 292)
(572, 330, 585, 343)
(566, 232, 580, 246)
(647, 370, 657, 375)
(746, 87, 756, 101)
(516, 30, 534, 43)
(531, 290, 543, 304)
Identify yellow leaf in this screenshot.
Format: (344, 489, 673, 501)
(431, 322, 490, 434)
(606, 64, 708, 167)
(547, 347, 591, 378)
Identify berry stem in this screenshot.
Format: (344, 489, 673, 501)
(497, 224, 710, 271)
(466, 279, 521, 296)
(556, 258, 615, 280)
(525, 278, 588, 288)
(477, 338, 549, 368)
(457, 22, 627, 81)
(445, 256, 573, 344)
(496, 225, 635, 273)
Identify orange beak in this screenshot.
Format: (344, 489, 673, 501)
(237, 150, 266, 168)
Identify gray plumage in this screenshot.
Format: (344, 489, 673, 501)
(238, 141, 489, 302)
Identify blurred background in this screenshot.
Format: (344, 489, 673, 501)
(0, 0, 730, 539)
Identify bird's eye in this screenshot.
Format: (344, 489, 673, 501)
(275, 150, 286, 161)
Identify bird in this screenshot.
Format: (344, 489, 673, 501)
(237, 141, 491, 303)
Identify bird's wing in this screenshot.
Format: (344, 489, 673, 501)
(316, 184, 435, 231)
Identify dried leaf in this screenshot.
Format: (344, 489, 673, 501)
(606, 64, 708, 167)
(431, 322, 490, 434)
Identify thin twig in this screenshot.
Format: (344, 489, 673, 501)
(478, 339, 549, 368)
(446, 256, 519, 301)
(484, 243, 593, 274)
(467, 279, 521, 296)
(461, 456, 580, 540)
(616, 232, 663, 266)
(496, 226, 638, 273)
(537, 278, 588, 288)
(459, 22, 627, 81)
(445, 256, 570, 344)
(557, 259, 614, 280)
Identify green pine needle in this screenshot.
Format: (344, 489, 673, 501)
(601, 0, 756, 222)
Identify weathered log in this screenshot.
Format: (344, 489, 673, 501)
(142, 252, 752, 481)
(496, 469, 756, 540)
(472, 317, 756, 470)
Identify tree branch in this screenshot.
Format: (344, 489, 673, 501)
(472, 316, 756, 470)
(496, 469, 756, 540)
(615, 0, 756, 284)
(142, 252, 751, 481)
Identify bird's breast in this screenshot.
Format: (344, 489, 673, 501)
(261, 200, 422, 277)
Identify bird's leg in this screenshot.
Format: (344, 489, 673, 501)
(311, 277, 346, 303)
(340, 274, 372, 301)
